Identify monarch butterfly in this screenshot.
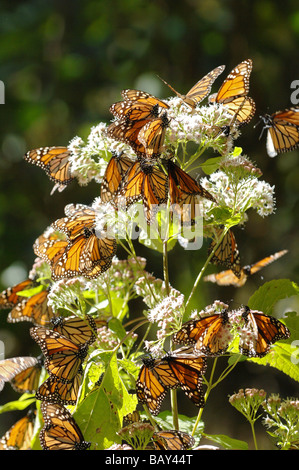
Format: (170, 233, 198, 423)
(30, 326, 89, 382)
(209, 59, 255, 126)
(138, 111, 171, 161)
(167, 160, 216, 225)
(0, 409, 36, 450)
(152, 430, 195, 451)
(40, 402, 90, 450)
(204, 249, 288, 287)
(7, 288, 55, 326)
(51, 314, 97, 347)
(110, 89, 169, 121)
(107, 118, 150, 159)
(24, 146, 74, 194)
(258, 107, 299, 157)
(101, 152, 134, 203)
(10, 355, 44, 394)
(0, 278, 36, 309)
(173, 309, 231, 356)
(239, 306, 290, 357)
(34, 211, 117, 280)
(122, 410, 141, 427)
(158, 64, 225, 109)
(117, 160, 168, 223)
(208, 227, 241, 278)
(136, 350, 207, 415)
(36, 370, 83, 405)
(0, 356, 39, 392)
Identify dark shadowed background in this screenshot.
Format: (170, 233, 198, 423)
(0, 0, 298, 449)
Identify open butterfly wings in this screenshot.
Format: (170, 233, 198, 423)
(159, 65, 225, 108)
(152, 430, 195, 451)
(136, 352, 206, 415)
(259, 107, 299, 157)
(240, 307, 290, 357)
(204, 249, 288, 287)
(209, 59, 255, 126)
(173, 310, 231, 356)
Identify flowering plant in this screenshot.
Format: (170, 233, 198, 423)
(0, 60, 298, 451)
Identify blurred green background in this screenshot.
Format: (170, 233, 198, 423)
(0, 0, 298, 448)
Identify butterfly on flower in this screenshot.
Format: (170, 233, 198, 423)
(34, 204, 117, 280)
(239, 306, 290, 357)
(208, 227, 241, 278)
(173, 309, 232, 356)
(110, 89, 169, 122)
(116, 160, 168, 223)
(0, 409, 36, 450)
(40, 402, 90, 450)
(158, 64, 225, 109)
(100, 151, 134, 204)
(257, 107, 299, 157)
(24, 146, 74, 194)
(167, 160, 217, 225)
(209, 59, 256, 126)
(204, 249, 288, 287)
(136, 349, 207, 415)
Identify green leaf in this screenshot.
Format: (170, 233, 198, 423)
(73, 353, 138, 450)
(0, 395, 36, 414)
(248, 279, 299, 315)
(200, 156, 222, 175)
(203, 433, 248, 450)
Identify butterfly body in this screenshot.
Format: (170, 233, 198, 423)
(259, 107, 299, 157)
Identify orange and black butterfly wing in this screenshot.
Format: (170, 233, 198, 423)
(0, 279, 36, 309)
(152, 430, 195, 450)
(203, 269, 247, 287)
(138, 112, 170, 160)
(168, 161, 216, 203)
(240, 307, 290, 357)
(24, 146, 74, 188)
(136, 357, 169, 416)
(165, 354, 206, 407)
(209, 59, 255, 125)
(261, 107, 299, 157)
(101, 152, 133, 203)
(51, 314, 97, 347)
(182, 64, 225, 107)
(208, 228, 241, 277)
(248, 250, 288, 276)
(110, 89, 168, 121)
(8, 289, 55, 326)
(10, 355, 43, 394)
(30, 327, 88, 382)
(40, 402, 90, 450)
(36, 371, 83, 405)
(107, 118, 148, 157)
(0, 409, 36, 450)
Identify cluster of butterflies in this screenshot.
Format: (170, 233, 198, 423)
(0, 278, 97, 449)
(135, 305, 290, 420)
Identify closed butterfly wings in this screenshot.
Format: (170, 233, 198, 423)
(0, 356, 39, 392)
(101, 152, 134, 203)
(40, 402, 90, 450)
(0, 409, 36, 450)
(208, 227, 241, 278)
(259, 107, 299, 157)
